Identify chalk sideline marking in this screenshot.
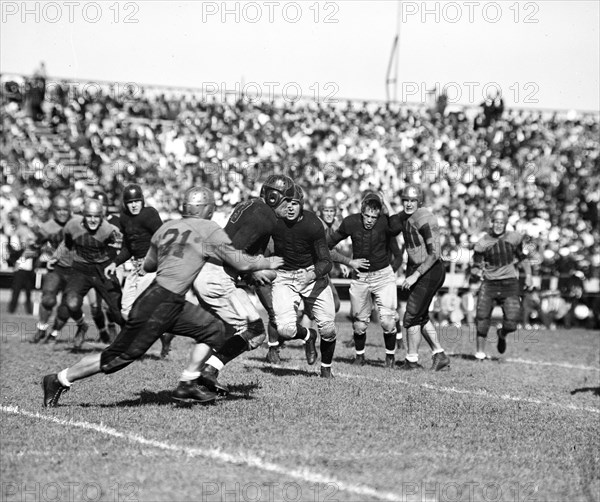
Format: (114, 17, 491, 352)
(1, 405, 403, 502)
(243, 360, 600, 415)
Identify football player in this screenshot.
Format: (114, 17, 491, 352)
(103, 185, 172, 356)
(328, 193, 401, 368)
(194, 175, 294, 394)
(390, 185, 450, 371)
(471, 207, 532, 359)
(42, 186, 283, 407)
(59, 198, 124, 350)
(268, 185, 337, 378)
(32, 195, 73, 343)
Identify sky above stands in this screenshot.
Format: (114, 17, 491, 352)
(1, 1, 599, 112)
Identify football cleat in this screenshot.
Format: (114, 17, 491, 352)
(320, 366, 333, 379)
(497, 329, 507, 354)
(398, 360, 424, 371)
(431, 352, 450, 371)
(266, 347, 281, 365)
(42, 374, 69, 407)
(353, 354, 366, 366)
(44, 333, 58, 344)
(172, 381, 216, 404)
(33, 328, 46, 344)
(197, 365, 229, 396)
(304, 329, 318, 365)
(385, 354, 395, 368)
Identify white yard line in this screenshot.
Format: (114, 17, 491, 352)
(243, 360, 600, 415)
(504, 357, 600, 371)
(1, 405, 402, 502)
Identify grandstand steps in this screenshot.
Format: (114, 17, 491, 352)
(31, 122, 93, 184)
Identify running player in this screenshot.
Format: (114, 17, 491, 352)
(42, 186, 284, 407)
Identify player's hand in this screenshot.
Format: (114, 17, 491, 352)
(470, 268, 483, 281)
(46, 258, 57, 271)
(340, 264, 351, 278)
(104, 262, 117, 279)
(524, 275, 533, 291)
(251, 270, 276, 286)
(349, 258, 370, 271)
(401, 273, 419, 290)
(296, 269, 316, 289)
(267, 256, 285, 269)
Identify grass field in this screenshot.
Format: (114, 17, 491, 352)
(1, 301, 599, 502)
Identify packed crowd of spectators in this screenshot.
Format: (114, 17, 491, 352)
(1, 73, 599, 326)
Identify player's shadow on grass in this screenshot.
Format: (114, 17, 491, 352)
(257, 365, 317, 378)
(79, 389, 176, 408)
(335, 355, 392, 368)
(66, 347, 162, 362)
(570, 387, 600, 396)
(226, 382, 261, 401)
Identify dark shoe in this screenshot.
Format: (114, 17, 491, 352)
(42, 374, 69, 407)
(385, 354, 395, 368)
(398, 360, 424, 370)
(172, 381, 216, 404)
(34, 328, 46, 343)
(197, 365, 229, 396)
(73, 321, 88, 350)
(431, 351, 450, 371)
(304, 329, 318, 365)
(44, 333, 58, 344)
(353, 354, 366, 366)
(98, 328, 111, 344)
(497, 329, 507, 354)
(320, 366, 333, 378)
(266, 347, 281, 364)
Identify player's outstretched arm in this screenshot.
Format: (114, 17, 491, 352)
(215, 242, 284, 272)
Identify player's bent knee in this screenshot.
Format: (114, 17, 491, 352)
(352, 320, 368, 336)
(247, 333, 265, 350)
(41, 295, 57, 310)
(65, 294, 82, 313)
(380, 316, 397, 333)
(277, 323, 298, 340)
(242, 319, 266, 350)
(319, 323, 337, 342)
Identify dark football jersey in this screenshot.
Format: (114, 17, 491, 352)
(224, 198, 279, 255)
(272, 210, 332, 278)
(113, 206, 163, 265)
(328, 213, 398, 272)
